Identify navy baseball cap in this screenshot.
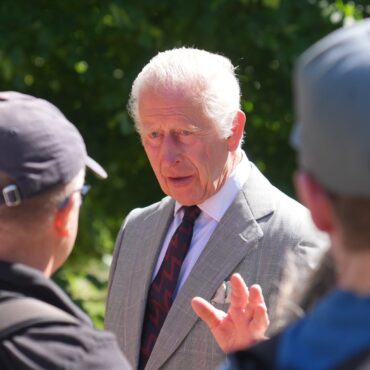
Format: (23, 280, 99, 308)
(0, 91, 107, 207)
(291, 19, 370, 197)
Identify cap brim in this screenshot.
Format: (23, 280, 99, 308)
(86, 156, 108, 179)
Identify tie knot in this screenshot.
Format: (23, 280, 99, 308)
(182, 205, 201, 224)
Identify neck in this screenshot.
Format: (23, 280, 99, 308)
(0, 249, 55, 277)
(330, 232, 370, 295)
(228, 148, 243, 173)
(0, 232, 55, 278)
(211, 149, 242, 197)
(338, 251, 370, 295)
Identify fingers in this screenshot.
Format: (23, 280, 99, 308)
(230, 273, 249, 309)
(254, 303, 269, 327)
(251, 303, 270, 337)
(192, 279, 269, 337)
(249, 284, 266, 306)
(229, 277, 267, 314)
(191, 297, 225, 330)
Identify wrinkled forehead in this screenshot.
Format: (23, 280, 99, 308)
(137, 86, 210, 124)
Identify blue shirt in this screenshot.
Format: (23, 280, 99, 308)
(277, 289, 370, 370)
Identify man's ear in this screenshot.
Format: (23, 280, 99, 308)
(227, 110, 246, 152)
(53, 197, 75, 238)
(294, 170, 335, 232)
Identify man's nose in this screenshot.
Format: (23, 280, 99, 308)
(160, 134, 181, 166)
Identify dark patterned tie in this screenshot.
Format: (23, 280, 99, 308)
(138, 205, 201, 370)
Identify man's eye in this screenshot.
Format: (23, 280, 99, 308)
(149, 132, 161, 139)
(179, 130, 191, 136)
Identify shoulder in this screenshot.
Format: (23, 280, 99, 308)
(123, 196, 173, 225)
(262, 183, 328, 269)
(242, 163, 307, 219)
(110, 196, 174, 272)
(114, 196, 173, 243)
(268, 185, 315, 235)
(244, 164, 322, 240)
(269, 187, 328, 258)
(250, 164, 310, 221)
(0, 322, 131, 370)
(241, 165, 328, 274)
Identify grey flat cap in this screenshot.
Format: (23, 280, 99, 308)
(291, 19, 370, 197)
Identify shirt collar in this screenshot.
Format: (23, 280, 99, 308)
(174, 150, 250, 222)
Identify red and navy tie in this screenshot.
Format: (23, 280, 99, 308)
(139, 205, 201, 369)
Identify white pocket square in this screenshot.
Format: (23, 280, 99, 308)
(211, 280, 231, 305)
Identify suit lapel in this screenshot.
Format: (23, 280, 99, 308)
(113, 197, 175, 368)
(146, 164, 275, 369)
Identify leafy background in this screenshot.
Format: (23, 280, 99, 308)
(0, 0, 368, 328)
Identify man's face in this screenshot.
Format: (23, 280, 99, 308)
(138, 88, 237, 205)
(52, 170, 85, 275)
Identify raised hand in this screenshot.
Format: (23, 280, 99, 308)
(191, 273, 269, 353)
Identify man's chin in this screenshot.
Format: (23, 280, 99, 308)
(169, 192, 201, 206)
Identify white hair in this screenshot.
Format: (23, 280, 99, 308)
(128, 47, 242, 139)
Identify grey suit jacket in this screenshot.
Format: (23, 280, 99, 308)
(105, 164, 326, 370)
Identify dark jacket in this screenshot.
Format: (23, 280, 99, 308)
(0, 261, 131, 370)
(225, 337, 370, 370)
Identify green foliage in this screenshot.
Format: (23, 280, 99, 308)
(0, 0, 368, 325)
(53, 258, 110, 329)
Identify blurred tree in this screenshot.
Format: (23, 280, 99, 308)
(0, 0, 368, 326)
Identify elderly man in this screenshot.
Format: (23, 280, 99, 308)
(105, 48, 326, 370)
(194, 19, 370, 370)
(0, 92, 131, 369)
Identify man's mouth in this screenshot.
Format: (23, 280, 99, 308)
(167, 176, 193, 186)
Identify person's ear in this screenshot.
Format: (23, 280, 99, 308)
(294, 170, 335, 232)
(227, 110, 246, 152)
(53, 196, 75, 238)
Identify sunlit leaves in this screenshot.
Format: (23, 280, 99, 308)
(74, 60, 89, 74)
